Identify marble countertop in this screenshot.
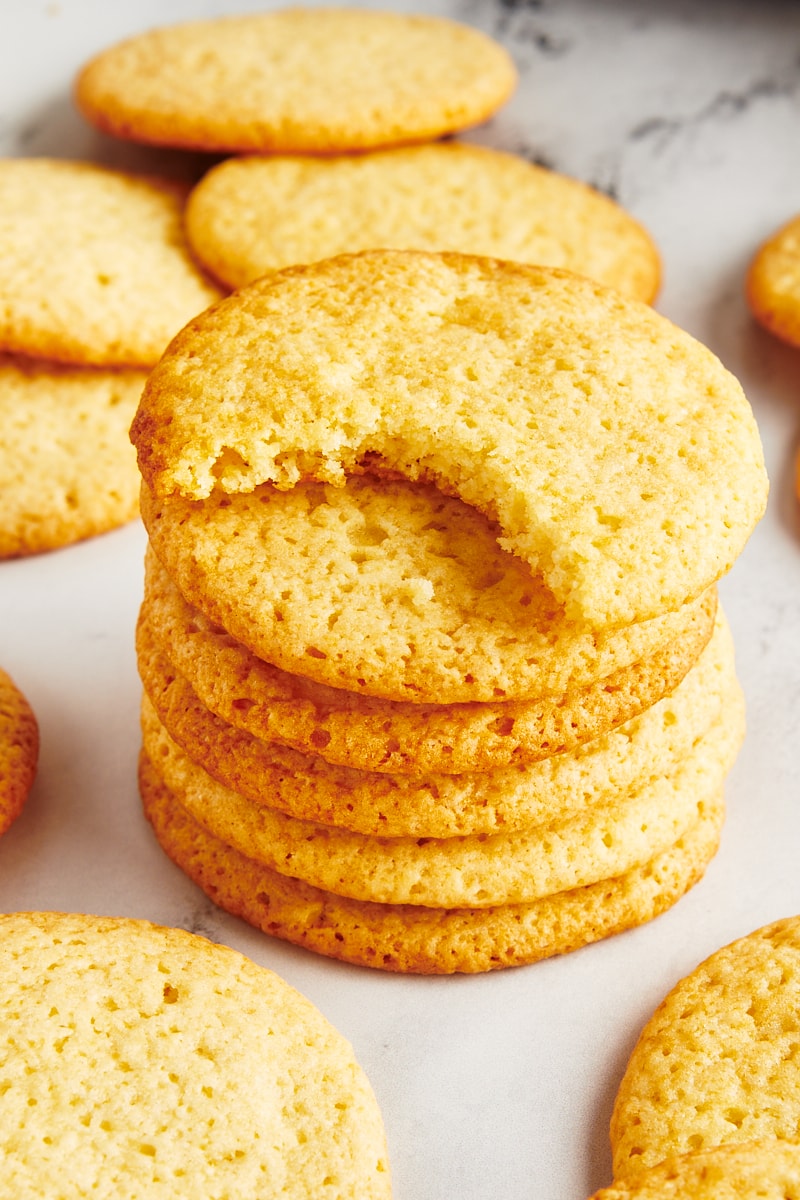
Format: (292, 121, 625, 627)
(1, 2, 800, 1197)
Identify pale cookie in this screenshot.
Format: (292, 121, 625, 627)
(0, 159, 221, 367)
(746, 213, 800, 347)
(611, 915, 800, 1177)
(75, 9, 516, 155)
(0, 911, 391, 1196)
(141, 753, 725, 974)
(141, 687, 743, 909)
(140, 477, 718, 703)
(0, 668, 38, 836)
(139, 552, 717, 773)
(131, 252, 767, 627)
(589, 1140, 800, 1200)
(185, 144, 660, 301)
(0, 354, 146, 557)
(137, 607, 735, 838)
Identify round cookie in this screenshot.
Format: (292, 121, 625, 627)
(0, 354, 146, 558)
(0, 159, 222, 367)
(139, 551, 718, 773)
(611, 916, 800, 1177)
(0, 911, 391, 1196)
(141, 753, 725, 974)
(75, 9, 516, 155)
(185, 144, 660, 301)
(131, 251, 768, 628)
(140, 476, 718, 704)
(746, 213, 800, 347)
(0, 668, 38, 835)
(141, 688, 743, 909)
(590, 1140, 800, 1200)
(137, 606, 736, 838)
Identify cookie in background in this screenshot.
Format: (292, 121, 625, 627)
(0, 667, 38, 837)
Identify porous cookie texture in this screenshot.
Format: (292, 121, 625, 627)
(0, 912, 391, 1197)
(185, 144, 660, 301)
(138, 569, 716, 778)
(141, 754, 725, 974)
(611, 916, 800, 1177)
(746, 213, 800, 347)
(141, 687, 743, 909)
(0, 159, 221, 367)
(140, 477, 717, 703)
(0, 355, 145, 558)
(131, 252, 767, 628)
(590, 1140, 800, 1200)
(137, 606, 735, 838)
(0, 668, 38, 836)
(75, 8, 516, 154)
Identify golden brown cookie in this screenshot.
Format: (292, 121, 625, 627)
(589, 1140, 800, 1200)
(0, 354, 145, 557)
(141, 684, 743, 908)
(185, 144, 660, 301)
(0, 668, 38, 835)
(611, 916, 800, 1178)
(75, 9, 516, 154)
(141, 750, 725, 974)
(139, 478, 718, 704)
(138, 550, 717, 773)
(0, 911, 391, 1195)
(130, 251, 768, 628)
(0, 158, 222, 367)
(137, 605, 735, 837)
(746, 213, 800, 347)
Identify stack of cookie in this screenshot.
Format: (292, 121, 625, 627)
(0, 158, 220, 558)
(130, 250, 767, 973)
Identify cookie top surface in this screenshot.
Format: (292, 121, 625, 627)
(131, 251, 767, 627)
(591, 1140, 800, 1200)
(0, 668, 38, 836)
(75, 8, 516, 154)
(138, 604, 735, 838)
(746, 213, 800, 347)
(140, 475, 715, 704)
(611, 915, 800, 1177)
(142, 754, 725, 974)
(185, 144, 660, 301)
(0, 911, 390, 1197)
(0, 159, 222, 367)
(0, 354, 146, 558)
(142, 680, 743, 909)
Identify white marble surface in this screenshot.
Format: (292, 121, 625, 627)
(1, 2, 800, 1197)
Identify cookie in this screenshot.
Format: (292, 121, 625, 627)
(139, 551, 717, 773)
(0, 911, 391, 1196)
(746, 213, 800, 347)
(0, 159, 222, 367)
(185, 144, 660, 301)
(140, 477, 717, 704)
(137, 606, 735, 837)
(131, 251, 767, 628)
(611, 916, 800, 1177)
(590, 1140, 800, 1200)
(75, 9, 516, 155)
(0, 668, 38, 835)
(141, 753, 725, 974)
(0, 354, 146, 558)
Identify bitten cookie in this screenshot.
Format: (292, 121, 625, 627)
(185, 144, 660, 301)
(746, 213, 800, 347)
(131, 251, 767, 628)
(0, 159, 221, 367)
(0, 668, 38, 836)
(0, 912, 391, 1197)
(611, 916, 800, 1177)
(0, 354, 146, 557)
(75, 9, 516, 155)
